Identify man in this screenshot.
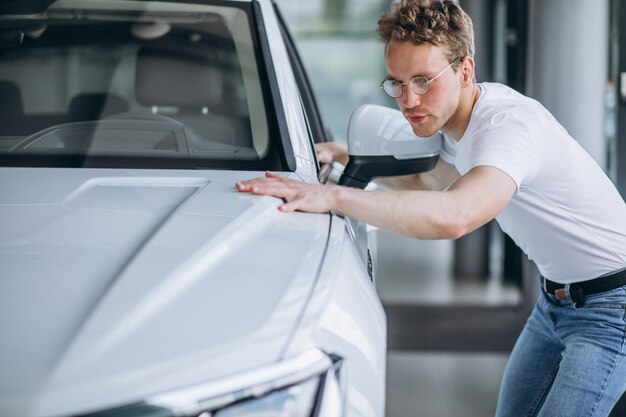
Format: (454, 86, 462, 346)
(237, 0, 626, 415)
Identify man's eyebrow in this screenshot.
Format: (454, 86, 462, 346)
(384, 72, 411, 81)
(384, 71, 429, 82)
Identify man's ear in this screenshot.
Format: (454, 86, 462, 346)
(460, 56, 475, 85)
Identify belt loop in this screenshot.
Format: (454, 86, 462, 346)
(543, 276, 548, 293)
(571, 286, 585, 308)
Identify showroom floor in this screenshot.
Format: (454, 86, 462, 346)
(386, 350, 508, 417)
(375, 230, 514, 417)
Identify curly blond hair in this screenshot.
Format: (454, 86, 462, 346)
(377, 0, 475, 63)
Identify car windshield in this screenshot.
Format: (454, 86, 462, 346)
(0, 0, 286, 170)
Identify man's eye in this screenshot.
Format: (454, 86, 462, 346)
(412, 77, 429, 87)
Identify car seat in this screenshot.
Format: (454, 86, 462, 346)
(67, 93, 130, 122)
(0, 80, 25, 136)
(134, 45, 252, 148)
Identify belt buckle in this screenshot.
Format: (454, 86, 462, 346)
(544, 277, 567, 301)
(555, 288, 567, 301)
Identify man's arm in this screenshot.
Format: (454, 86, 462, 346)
(236, 165, 516, 240)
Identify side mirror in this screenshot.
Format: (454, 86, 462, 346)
(338, 104, 442, 189)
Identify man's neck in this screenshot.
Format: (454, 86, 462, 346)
(443, 83, 480, 141)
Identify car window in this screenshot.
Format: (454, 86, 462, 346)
(0, 0, 286, 170)
(274, 4, 327, 147)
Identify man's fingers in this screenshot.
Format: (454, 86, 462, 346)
(235, 176, 329, 213)
(237, 176, 283, 191)
(236, 182, 250, 191)
(279, 196, 305, 212)
(248, 183, 301, 202)
(265, 171, 284, 179)
(237, 173, 290, 190)
(279, 201, 297, 212)
(316, 150, 332, 164)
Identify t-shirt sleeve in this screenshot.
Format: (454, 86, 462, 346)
(465, 128, 540, 191)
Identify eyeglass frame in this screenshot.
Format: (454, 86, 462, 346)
(380, 56, 465, 98)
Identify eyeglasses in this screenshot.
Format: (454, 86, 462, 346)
(380, 56, 464, 98)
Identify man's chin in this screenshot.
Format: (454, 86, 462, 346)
(402, 113, 442, 137)
(410, 124, 440, 138)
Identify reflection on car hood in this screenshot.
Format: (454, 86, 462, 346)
(0, 168, 330, 417)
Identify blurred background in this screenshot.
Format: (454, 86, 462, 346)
(276, 0, 625, 416)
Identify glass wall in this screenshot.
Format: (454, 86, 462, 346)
(276, 0, 395, 142)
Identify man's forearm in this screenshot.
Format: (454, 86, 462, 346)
(330, 165, 516, 240)
(330, 186, 467, 240)
(374, 174, 428, 191)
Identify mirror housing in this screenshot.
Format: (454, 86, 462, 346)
(338, 104, 442, 189)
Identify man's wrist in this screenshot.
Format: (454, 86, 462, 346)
(328, 184, 345, 212)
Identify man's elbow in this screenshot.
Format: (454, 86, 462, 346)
(439, 222, 469, 240)
(404, 217, 470, 240)
(438, 212, 474, 240)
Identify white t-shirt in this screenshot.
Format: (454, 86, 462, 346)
(440, 82, 626, 283)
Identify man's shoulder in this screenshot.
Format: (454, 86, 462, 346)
(472, 82, 543, 130)
(477, 82, 528, 108)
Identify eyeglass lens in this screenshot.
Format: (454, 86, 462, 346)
(382, 77, 429, 98)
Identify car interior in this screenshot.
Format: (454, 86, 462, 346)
(0, 9, 262, 159)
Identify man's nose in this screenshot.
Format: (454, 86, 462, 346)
(398, 87, 422, 108)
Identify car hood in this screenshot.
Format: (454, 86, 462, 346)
(0, 168, 330, 417)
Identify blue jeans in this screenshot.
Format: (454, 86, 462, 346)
(495, 281, 626, 417)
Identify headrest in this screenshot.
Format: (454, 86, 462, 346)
(134, 46, 223, 109)
(68, 93, 129, 121)
(0, 80, 23, 119)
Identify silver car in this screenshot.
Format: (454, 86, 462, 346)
(0, 1, 386, 416)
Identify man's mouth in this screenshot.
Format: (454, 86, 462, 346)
(406, 114, 428, 124)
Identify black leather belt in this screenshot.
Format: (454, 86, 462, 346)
(543, 268, 626, 307)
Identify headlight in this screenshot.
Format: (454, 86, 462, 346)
(82, 349, 345, 417)
(213, 376, 319, 417)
